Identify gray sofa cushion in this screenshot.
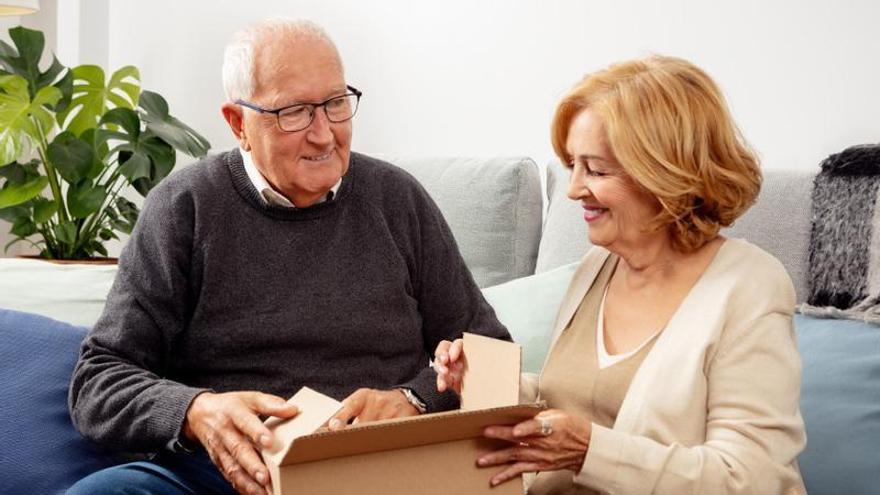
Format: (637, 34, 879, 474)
(725, 170, 814, 303)
(387, 156, 543, 287)
(535, 161, 591, 274)
(537, 161, 814, 303)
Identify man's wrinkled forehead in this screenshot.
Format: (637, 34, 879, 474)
(251, 34, 344, 99)
(255, 31, 343, 72)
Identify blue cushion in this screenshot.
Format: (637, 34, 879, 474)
(482, 262, 579, 373)
(795, 314, 880, 494)
(0, 309, 123, 494)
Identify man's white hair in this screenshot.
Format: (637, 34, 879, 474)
(222, 18, 341, 102)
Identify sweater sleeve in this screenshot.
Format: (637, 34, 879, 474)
(574, 309, 806, 494)
(394, 181, 512, 412)
(68, 181, 209, 452)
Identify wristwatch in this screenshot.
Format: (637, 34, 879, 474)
(397, 387, 427, 414)
(170, 435, 200, 454)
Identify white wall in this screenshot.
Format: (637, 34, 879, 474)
(3, 0, 880, 256)
(101, 0, 880, 170)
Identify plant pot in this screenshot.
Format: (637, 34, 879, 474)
(17, 255, 118, 265)
(0, 257, 118, 327)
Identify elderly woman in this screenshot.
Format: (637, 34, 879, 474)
(435, 56, 806, 494)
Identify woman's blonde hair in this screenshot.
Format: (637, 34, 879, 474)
(551, 55, 761, 253)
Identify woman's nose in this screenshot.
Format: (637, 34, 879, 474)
(567, 170, 591, 201)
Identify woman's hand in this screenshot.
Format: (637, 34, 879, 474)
(477, 409, 592, 487)
(433, 338, 465, 395)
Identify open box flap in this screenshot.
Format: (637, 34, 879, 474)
(460, 332, 521, 410)
(262, 387, 343, 467)
(280, 402, 545, 465)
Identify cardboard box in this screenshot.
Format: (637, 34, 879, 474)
(261, 333, 543, 494)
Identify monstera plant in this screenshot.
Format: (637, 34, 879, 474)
(0, 26, 210, 260)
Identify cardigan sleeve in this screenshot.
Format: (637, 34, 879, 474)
(574, 309, 806, 494)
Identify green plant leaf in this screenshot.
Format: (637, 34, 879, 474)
(0, 27, 42, 95)
(11, 216, 36, 237)
(0, 75, 62, 165)
(0, 38, 15, 60)
(47, 131, 96, 184)
(119, 198, 138, 220)
(9, 27, 42, 81)
(0, 174, 47, 208)
(0, 160, 40, 185)
(118, 151, 151, 182)
(36, 56, 65, 92)
(139, 90, 210, 158)
(67, 180, 106, 218)
(98, 228, 116, 241)
(140, 136, 175, 181)
(0, 27, 70, 98)
(52, 64, 74, 113)
(90, 240, 108, 257)
(78, 128, 108, 178)
(31, 197, 58, 223)
(99, 107, 176, 194)
(53, 221, 76, 246)
(100, 107, 140, 139)
(116, 196, 139, 232)
(108, 66, 140, 103)
(0, 75, 33, 163)
(0, 204, 30, 222)
(30, 84, 62, 132)
(57, 64, 140, 137)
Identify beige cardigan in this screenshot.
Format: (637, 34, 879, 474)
(521, 239, 807, 494)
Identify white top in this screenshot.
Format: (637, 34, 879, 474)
(596, 285, 662, 369)
(240, 148, 342, 208)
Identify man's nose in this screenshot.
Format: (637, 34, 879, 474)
(306, 108, 333, 144)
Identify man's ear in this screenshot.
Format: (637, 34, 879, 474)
(221, 102, 249, 150)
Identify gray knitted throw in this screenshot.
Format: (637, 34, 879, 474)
(799, 144, 880, 324)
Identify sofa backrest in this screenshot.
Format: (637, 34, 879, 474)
(389, 156, 543, 288)
(537, 161, 815, 303)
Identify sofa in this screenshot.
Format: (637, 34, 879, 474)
(1, 156, 878, 494)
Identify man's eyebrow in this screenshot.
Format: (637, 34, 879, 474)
(276, 87, 349, 108)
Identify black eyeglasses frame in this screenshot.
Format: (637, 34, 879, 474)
(235, 85, 363, 132)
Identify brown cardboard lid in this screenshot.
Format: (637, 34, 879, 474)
(280, 402, 545, 466)
(460, 332, 521, 410)
(262, 387, 343, 467)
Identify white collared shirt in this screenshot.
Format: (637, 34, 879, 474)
(240, 148, 342, 208)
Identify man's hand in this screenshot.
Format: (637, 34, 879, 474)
(327, 388, 420, 430)
(184, 391, 299, 495)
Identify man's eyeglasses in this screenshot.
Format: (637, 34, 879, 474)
(236, 85, 362, 132)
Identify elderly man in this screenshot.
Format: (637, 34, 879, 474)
(68, 18, 509, 495)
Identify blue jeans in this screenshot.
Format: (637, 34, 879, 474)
(67, 451, 237, 495)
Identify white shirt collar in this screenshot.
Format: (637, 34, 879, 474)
(239, 148, 342, 208)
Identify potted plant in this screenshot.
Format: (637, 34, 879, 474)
(0, 26, 210, 261)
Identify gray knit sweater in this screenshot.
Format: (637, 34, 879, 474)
(69, 150, 510, 452)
